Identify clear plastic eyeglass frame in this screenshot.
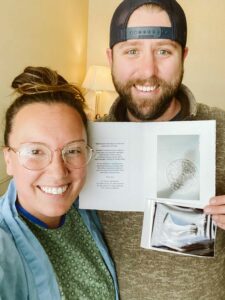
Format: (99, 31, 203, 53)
(6, 141, 94, 170)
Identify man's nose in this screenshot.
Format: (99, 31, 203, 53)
(138, 50, 157, 79)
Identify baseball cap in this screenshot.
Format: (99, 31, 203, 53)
(110, 0, 187, 48)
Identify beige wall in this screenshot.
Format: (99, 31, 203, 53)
(2, 0, 225, 193)
(87, 0, 225, 111)
(0, 0, 88, 194)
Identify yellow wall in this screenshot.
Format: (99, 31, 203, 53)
(87, 0, 225, 110)
(0, 0, 88, 194)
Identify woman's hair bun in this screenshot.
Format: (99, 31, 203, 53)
(5, 66, 87, 146)
(11, 66, 78, 96)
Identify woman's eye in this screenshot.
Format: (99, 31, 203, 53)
(30, 149, 46, 156)
(31, 149, 41, 155)
(20, 148, 44, 158)
(66, 148, 82, 156)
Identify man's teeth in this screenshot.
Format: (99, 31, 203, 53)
(40, 185, 68, 195)
(136, 85, 157, 92)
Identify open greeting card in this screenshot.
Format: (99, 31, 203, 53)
(79, 120, 216, 257)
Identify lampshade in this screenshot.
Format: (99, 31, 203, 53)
(82, 65, 115, 92)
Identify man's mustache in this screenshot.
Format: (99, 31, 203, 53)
(125, 76, 165, 88)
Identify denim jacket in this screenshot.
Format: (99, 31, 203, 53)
(0, 180, 119, 300)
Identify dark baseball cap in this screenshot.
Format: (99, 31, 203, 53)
(109, 0, 187, 48)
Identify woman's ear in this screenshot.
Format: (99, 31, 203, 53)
(3, 148, 14, 176)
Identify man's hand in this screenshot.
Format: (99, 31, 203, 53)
(204, 196, 225, 230)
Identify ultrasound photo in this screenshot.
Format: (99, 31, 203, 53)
(151, 202, 215, 256)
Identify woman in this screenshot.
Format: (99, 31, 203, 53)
(0, 66, 119, 299)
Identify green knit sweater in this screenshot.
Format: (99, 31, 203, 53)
(22, 207, 115, 300)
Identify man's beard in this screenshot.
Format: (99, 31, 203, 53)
(111, 68, 184, 121)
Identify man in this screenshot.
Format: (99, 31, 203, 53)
(98, 0, 225, 299)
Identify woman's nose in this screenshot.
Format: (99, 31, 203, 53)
(46, 150, 68, 178)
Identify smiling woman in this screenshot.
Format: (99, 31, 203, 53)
(0, 66, 118, 299)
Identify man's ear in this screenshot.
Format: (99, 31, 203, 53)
(3, 148, 13, 176)
(106, 48, 113, 67)
(183, 47, 189, 60)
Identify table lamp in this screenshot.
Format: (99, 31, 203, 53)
(82, 65, 115, 119)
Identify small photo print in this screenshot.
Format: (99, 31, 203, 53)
(151, 202, 215, 257)
(157, 135, 200, 200)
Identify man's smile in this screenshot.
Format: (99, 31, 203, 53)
(135, 84, 158, 93)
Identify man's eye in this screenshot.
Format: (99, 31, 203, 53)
(157, 49, 170, 56)
(126, 49, 138, 55)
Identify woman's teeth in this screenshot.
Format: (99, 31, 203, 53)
(40, 185, 68, 195)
